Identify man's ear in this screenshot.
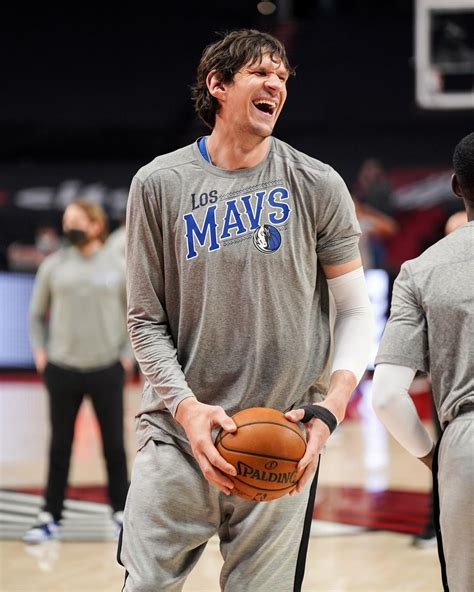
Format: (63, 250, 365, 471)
(206, 70, 226, 101)
(451, 173, 463, 199)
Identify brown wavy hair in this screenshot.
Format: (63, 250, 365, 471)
(69, 200, 109, 243)
(191, 29, 294, 129)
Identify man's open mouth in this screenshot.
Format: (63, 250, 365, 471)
(253, 99, 277, 115)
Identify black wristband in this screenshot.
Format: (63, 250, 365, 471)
(299, 405, 338, 434)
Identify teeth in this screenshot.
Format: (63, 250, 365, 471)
(254, 100, 276, 108)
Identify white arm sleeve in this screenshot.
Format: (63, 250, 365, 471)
(327, 267, 374, 385)
(372, 363, 434, 457)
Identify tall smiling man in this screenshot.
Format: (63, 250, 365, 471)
(119, 30, 374, 591)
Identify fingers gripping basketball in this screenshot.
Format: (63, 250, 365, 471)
(215, 407, 307, 501)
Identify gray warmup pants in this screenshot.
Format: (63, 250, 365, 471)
(118, 439, 319, 591)
(437, 409, 474, 592)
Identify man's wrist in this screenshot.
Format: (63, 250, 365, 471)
(301, 405, 338, 433)
(319, 400, 345, 425)
(324, 369, 358, 423)
(175, 395, 198, 425)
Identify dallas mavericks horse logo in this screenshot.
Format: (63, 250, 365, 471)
(253, 224, 281, 253)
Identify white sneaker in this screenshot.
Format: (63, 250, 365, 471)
(22, 512, 60, 544)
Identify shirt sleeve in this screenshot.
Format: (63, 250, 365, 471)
(126, 175, 194, 416)
(116, 256, 136, 363)
(375, 263, 429, 372)
(316, 168, 361, 265)
(29, 258, 52, 350)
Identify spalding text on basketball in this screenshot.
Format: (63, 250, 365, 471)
(236, 461, 297, 484)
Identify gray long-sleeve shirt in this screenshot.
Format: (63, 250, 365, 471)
(30, 243, 133, 370)
(126, 137, 361, 451)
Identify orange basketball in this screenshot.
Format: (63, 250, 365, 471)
(215, 407, 306, 502)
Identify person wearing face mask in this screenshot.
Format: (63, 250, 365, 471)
(23, 200, 134, 544)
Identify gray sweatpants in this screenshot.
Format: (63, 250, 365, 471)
(438, 411, 474, 592)
(118, 439, 318, 592)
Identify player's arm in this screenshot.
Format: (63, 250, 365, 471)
(298, 257, 373, 420)
(316, 169, 374, 408)
(372, 364, 435, 469)
(316, 169, 375, 409)
(126, 176, 194, 413)
(371, 263, 434, 469)
(126, 176, 236, 493)
(286, 257, 374, 492)
(117, 259, 136, 375)
(321, 256, 374, 418)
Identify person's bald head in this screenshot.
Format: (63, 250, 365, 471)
(452, 132, 474, 208)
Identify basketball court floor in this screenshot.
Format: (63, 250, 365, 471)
(0, 374, 443, 591)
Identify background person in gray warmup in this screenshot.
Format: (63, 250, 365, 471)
(372, 132, 474, 592)
(120, 29, 374, 591)
(24, 200, 134, 544)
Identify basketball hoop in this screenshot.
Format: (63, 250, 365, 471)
(415, 0, 474, 109)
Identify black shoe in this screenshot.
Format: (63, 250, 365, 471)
(412, 523, 437, 548)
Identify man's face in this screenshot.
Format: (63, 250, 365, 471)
(220, 53, 289, 138)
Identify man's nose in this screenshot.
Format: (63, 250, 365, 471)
(264, 74, 284, 92)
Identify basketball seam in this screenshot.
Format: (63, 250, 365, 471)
(220, 420, 306, 446)
(216, 444, 302, 463)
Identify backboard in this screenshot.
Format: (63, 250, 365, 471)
(415, 0, 474, 109)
